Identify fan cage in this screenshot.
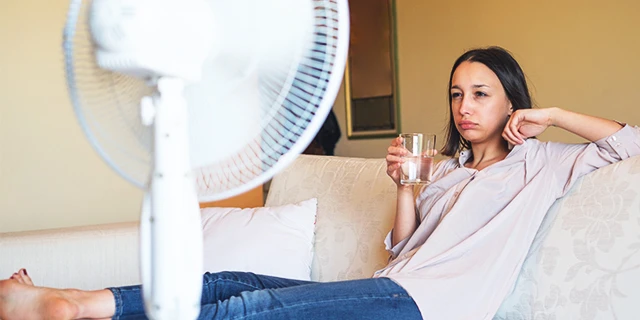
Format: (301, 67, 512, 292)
(63, 0, 349, 201)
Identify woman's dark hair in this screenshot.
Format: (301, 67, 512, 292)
(441, 46, 532, 156)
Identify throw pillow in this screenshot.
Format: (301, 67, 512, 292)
(201, 198, 317, 281)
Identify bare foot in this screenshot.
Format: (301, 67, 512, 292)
(0, 278, 79, 320)
(1, 269, 116, 320)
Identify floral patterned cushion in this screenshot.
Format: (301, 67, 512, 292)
(496, 155, 640, 320)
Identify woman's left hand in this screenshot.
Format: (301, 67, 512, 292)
(503, 108, 554, 145)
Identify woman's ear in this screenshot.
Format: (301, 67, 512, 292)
(507, 102, 513, 116)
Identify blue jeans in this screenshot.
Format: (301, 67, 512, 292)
(109, 271, 421, 319)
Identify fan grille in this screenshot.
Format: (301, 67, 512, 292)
(64, 0, 348, 201)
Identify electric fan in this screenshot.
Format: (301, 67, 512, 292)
(62, 0, 349, 319)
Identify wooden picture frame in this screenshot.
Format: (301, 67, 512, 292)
(345, 0, 400, 139)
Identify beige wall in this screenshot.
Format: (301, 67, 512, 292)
(2, 0, 639, 232)
(0, 1, 141, 233)
(335, 0, 640, 158)
(0, 1, 261, 233)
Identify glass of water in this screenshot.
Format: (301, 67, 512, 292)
(399, 133, 436, 185)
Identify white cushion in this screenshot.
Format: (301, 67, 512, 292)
(201, 198, 317, 281)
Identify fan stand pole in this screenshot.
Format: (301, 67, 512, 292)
(140, 77, 204, 320)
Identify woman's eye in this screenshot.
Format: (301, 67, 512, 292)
(451, 92, 461, 99)
(475, 91, 487, 97)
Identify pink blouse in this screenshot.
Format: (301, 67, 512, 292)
(374, 124, 640, 319)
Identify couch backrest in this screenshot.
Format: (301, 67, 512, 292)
(268, 154, 640, 319)
(0, 222, 140, 290)
(266, 155, 397, 282)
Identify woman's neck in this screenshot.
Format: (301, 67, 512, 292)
(465, 141, 510, 171)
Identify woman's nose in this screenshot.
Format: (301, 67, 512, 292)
(458, 96, 472, 115)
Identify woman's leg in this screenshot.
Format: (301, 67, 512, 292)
(0, 270, 311, 320)
(109, 271, 314, 319)
(197, 277, 421, 320)
(1, 271, 421, 319)
(201, 272, 314, 305)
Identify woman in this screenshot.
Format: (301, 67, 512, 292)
(379, 46, 639, 318)
(1, 46, 639, 320)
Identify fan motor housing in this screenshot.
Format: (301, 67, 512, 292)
(89, 0, 215, 81)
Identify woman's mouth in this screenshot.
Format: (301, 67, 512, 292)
(458, 121, 476, 130)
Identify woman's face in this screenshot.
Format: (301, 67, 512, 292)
(450, 61, 512, 147)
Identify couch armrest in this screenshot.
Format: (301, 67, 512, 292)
(0, 222, 140, 290)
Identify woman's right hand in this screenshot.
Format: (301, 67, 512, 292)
(386, 136, 408, 187)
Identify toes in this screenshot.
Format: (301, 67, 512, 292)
(10, 272, 25, 284)
(17, 269, 33, 286)
(8, 269, 33, 285)
(20, 269, 33, 286)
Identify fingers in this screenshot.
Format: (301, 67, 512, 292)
(387, 146, 407, 156)
(502, 127, 521, 145)
(387, 145, 407, 172)
(388, 136, 408, 157)
(391, 136, 403, 147)
(387, 137, 405, 184)
(386, 162, 402, 174)
(503, 116, 525, 145)
(386, 154, 403, 176)
(386, 154, 403, 164)
(510, 117, 525, 141)
(388, 136, 404, 157)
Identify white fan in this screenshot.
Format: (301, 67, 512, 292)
(62, 0, 349, 319)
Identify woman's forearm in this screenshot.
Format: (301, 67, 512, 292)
(549, 107, 623, 142)
(392, 186, 418, 247)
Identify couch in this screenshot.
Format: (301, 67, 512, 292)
(1, 154, 639, 319)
